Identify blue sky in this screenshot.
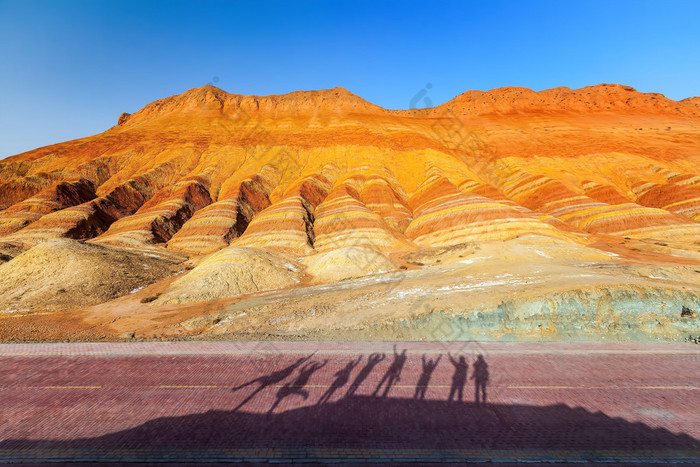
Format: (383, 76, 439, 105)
(1, 0, 699, 157)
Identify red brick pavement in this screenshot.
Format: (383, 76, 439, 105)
(0, 342, 698, 463)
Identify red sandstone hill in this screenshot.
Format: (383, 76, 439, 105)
(2, 83, 699, 251)
(1, 83, 700, 342)
(429, 83, 700, 116)
(118, 86, 386, 128)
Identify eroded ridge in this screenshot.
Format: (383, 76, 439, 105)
(313, 176, 415, 253)
(405, 168, 576, 247)
(234, 173, 333, 255)
(495, 162, 700, 242)
(91, 175, 212, 248)
(0, 179, 97, 236)
(3, 165, 177, 246)
(167, 166, 279, 254)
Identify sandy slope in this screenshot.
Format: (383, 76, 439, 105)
(0, 235, 697, 343)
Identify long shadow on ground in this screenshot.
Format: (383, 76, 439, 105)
(2, 397, 698, 462)
(2, 350, 698, 463)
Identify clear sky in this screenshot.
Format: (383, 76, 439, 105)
(1, 0, 698, 157)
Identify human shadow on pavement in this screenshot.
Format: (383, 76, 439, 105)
(345, 352, 384, 397)
(2, 352, 698, 463)
(318, 356, 361, 405)
(269, 360, 327, 413)
(414, 354, 441, 400)
(372, 344, 407, 397)
(472, 353, 489, 404)
(231, 352, 314, 411)
(447, 352, 468, 402)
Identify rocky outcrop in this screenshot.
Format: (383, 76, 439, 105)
(234, 174, 333, 255)
(495, 165, 700, 242)
(421, 83, 700, 117)
(630, 170, 700, 221)
(117, 112, 132, 126)
(359, 175, 413, 232)
(2, 83, 700, 255)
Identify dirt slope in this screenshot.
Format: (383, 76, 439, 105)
(0, 239, 184, 312)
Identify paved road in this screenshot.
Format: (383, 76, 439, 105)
(1, 341, 699, 464)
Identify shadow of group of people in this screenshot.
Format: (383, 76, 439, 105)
(5, 347, 698, 461)
(232, 346, 489, 413)
(442, 353, 488, 404)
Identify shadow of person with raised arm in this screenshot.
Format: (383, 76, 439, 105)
(231, 353, 314, 411)
(472, 354, 489, 405)
(318, 356, 362, 405)
(345, 352, 385, 397)
(373, 345, 407, 398)
(268, 360, 328, 414)
(413, 354, 441, 400)
(447, 353, 468, 402)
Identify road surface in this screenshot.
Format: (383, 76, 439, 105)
(1, 341, 699, 464)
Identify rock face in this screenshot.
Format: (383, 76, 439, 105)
(117, 112, 132, 126)
(1, 83, 700, 340)
(5, 166, 174, 246)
